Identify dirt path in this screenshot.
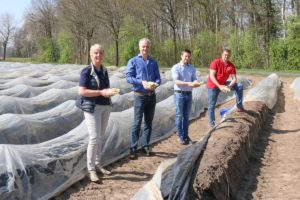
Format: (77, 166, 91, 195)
(52, 75, 300, 200)
(236, 77, 300, 200)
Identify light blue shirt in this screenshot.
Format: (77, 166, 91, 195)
(171, 62, 197, 91)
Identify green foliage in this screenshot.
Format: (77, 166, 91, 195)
(37, 37, 59, 63)
(269, 39, 287, 70)
(269, 16, 300, 70)
(192, 31, 222, 68)
(103, 46, 116, 66)
(287, 16, 300, 39)
(121, 38, 139, 66)
(57, 32, 73, 63)
(231, 30, 264, 69)
(119, 17, 146, 66)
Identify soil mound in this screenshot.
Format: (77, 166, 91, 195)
(192, 101, 269, 199)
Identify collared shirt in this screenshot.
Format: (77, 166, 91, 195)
(171, 62, 197, 91)
(125, 54, 161, 92)
(206, 58, 236, 89)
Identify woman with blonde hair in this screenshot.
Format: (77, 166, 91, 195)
(76, 44, 118, 182)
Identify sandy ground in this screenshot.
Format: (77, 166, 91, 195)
(52, 75, 300, 200)
(236, 76, 300, 200)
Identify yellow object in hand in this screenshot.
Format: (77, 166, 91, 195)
(107, 88, 120, 96)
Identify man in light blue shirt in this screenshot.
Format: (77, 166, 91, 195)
(171, 49, 201, 145)
(126, 38, 161, 159)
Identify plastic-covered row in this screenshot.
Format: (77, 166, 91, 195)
(132, 73, 280, 200)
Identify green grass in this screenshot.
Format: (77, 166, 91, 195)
(1, 57, 33, 63)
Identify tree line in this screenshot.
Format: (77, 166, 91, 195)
(1, 0, 300, 70)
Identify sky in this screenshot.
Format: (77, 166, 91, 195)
(0, 0, 32, 27)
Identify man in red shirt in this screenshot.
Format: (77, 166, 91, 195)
(206, 47, 244, 128)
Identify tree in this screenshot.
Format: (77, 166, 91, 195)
(26, 0, 59, 62)
(59, 0, 100, 64)
(291, 0, 300, 16)
(27, 0, 57, 39)
(0, 13, 15, 60)
(95, 0, 126, 67)
(152, 0, 185, 63)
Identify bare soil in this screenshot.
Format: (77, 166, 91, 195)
(52, 75, 300, 200)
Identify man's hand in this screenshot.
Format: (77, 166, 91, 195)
(142, 81, 149, 89)
(147, 81, 159, 90)
(143, 81, 159, 90)
(219, 85, 230, 93)
(191, 81, 204, 88)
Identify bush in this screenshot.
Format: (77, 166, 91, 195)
(57, 32, 73, 63)
(37, 37, 59, 63)
(269, 16, 300, 70)
(230, 30, 265, 69)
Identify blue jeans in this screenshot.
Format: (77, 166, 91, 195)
(130, 94, 156, 152)
(174, 92, 192, 141)
(208, 82, 243, 127)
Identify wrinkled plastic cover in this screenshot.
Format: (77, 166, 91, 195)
(0, 100, 84, 144)
(291, 77, 300, 100)
(132, 74, 280, 200)
(0, 80, 77, 98)
(244, 73, 281, 109)
(0, 62, 250, 199)
(0, 87, 78, 115)
(0, 81, 174, 145)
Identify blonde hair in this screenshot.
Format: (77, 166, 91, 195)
(90, 44, 104, 56)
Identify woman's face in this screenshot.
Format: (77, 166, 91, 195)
(91, 48, 104, 67)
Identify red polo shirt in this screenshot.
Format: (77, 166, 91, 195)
(206, 58, 236, 89)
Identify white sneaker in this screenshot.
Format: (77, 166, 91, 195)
(96, 165, 111, 175)
(89, 171, 99, 182)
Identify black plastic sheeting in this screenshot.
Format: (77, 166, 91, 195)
(161, 132, 212, 200)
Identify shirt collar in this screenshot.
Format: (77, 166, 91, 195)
(138, 54, 150, 60)
(179, 61, 189, 67)
(90, 63, 106, 75)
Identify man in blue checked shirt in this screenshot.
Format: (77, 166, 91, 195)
(125, 38, 161, 160)
(172, 49, 202, 145)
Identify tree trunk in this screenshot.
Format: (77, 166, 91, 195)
(281, 0, 286, 39)
(3, 43, 7, 60)
(87, 39, 91, 65)
(115, 39, 119, 67)
(172, 27, 177, 63)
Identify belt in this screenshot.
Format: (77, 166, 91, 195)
(175, 90, 192, 94)
(134, 91, 155, 96)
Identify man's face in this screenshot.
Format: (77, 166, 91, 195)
(91, 48, 104, 66)
(139, 41, 150, 57)
(222, 51, 231, 63)
(181, 52, 191, 65)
